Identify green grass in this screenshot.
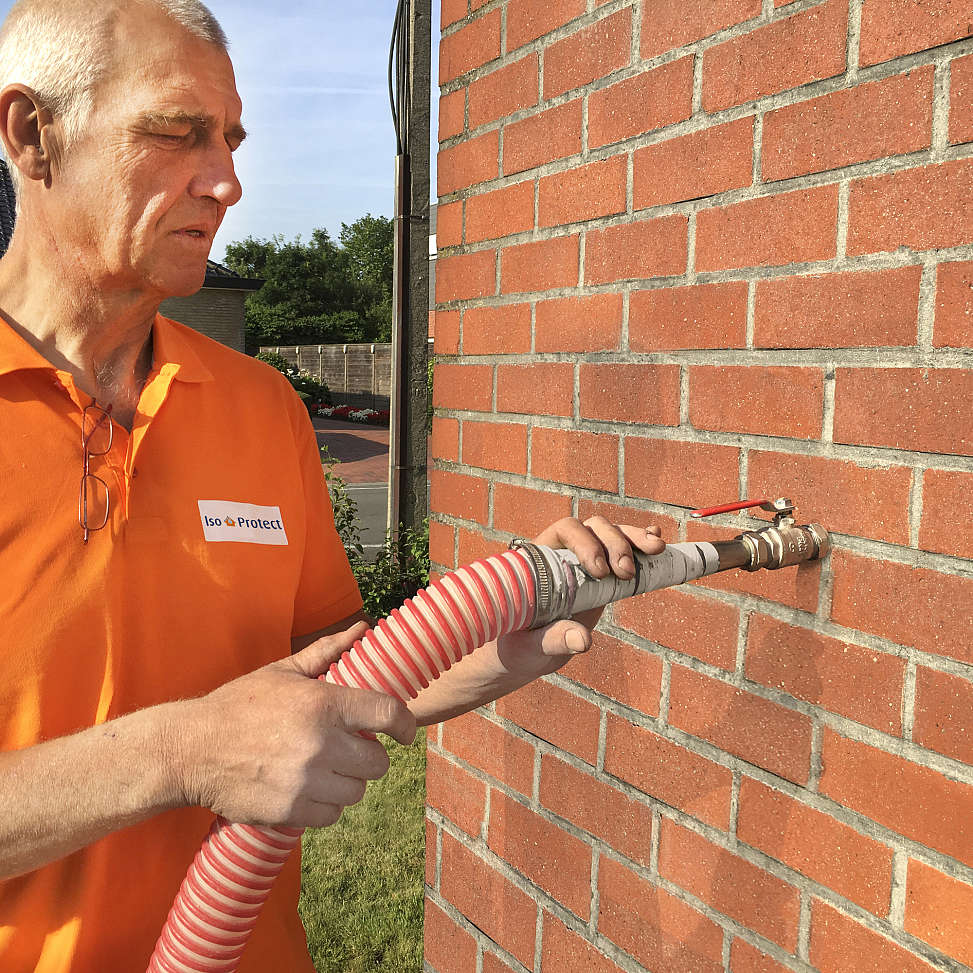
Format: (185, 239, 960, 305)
(299, 729, 426, 973)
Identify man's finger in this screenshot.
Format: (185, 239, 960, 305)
(291, 621, 371, 677)
(338, 689, 417, 746)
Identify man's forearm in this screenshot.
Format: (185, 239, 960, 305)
(0, 701, 183, 880)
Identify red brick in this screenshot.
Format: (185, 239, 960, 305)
(466, 180, 534, 245)
(747, 450, 913, 545)
(496, 362, 574, 417)
(531, 427, 619, 493)
(440, 710, 535, 796)
(430, 417, 460, 462)
(579, 363, 680, 426)
(585, 216, 688, 285)
(754, 265, 922, 348)
(690, 365, 824, 440)
(426, 818, 437, 886)
(540, 754, 654, 865)
(539, 156, 627, 227)
(503, 99, 583, 176)
(481, 953, 516, 973)
(738, 776, 894, 914)
(634, 117, 754, 209)
(686, 520, 822, 613)
(819, 729, 973, 867)
(457, 527, 508, 566)
(764, 67, 933, 181)
(440, 832, 537, 967)
(848, 158, 973, 255)
(905, 859, 973, 967)
(434, 310, 460, 355)
(561, 630, 663, 717)
(424, 899, 478, 973)
(436, 200, 463, 250)
(440, 9, 502, 84)
(747, 614, 905, 734)
(541, 915, 618, 973)
(659, 818, 801, 950)
(669, 665, 813, 784)
(614, 587, 739, 670)
(496, 677, 601, 764)
(703, 0, 848, 112)
(921, 469, 973, 559)
(730, 939, 791, 973)
(463, 420, 528, 475)
(543, 9, 632, 100)
(625, 437, 740, 508)
(429, 519, 456, 568)
(493, 482, 573, 538)
(429, 468, 489, 523)
(914, 666, 973, 765)
(831, 551, 972, 664)
(641, 0, 762, 60)
(589, 57, 694, 148)
(438, 86, 465, 141)
(426, 751, 487, 837)
(438, 130, 499, 196)
(500, 235, 579, 294)
(441, 0, 466, 28)
(630, 281, 748, 351)
(435, 249, 497, 303)
(433, 362, 493, 412)
(860, 0, 973, 67)
(810, 899, 939, 973)
(604, 716, 734, 829)
(833, 367, 973, 456)
(463, 302, 532, 355)
(951, 52, 973, 144)
(434, 363, 492, 416)
(487, 790, 593, 918)
(535, 293, 623, 353)
(468, 55, 538, 130)
(934, 259, 973, 348)
(598, 856, 725, 973)
(506, 0, 586, 51)
(696, 184, 839, 271)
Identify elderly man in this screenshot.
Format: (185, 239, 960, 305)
(0, 0, 663, 969)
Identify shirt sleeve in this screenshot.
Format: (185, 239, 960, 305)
(288, 401, 363, 639)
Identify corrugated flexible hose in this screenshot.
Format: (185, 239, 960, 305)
(146, 540, 728, 972)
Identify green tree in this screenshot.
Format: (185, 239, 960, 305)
(225, 216, 394, 351)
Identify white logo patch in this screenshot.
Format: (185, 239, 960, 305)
(198, 500, 288, 546)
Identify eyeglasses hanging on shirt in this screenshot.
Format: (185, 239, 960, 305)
(79, 402, 112, 543)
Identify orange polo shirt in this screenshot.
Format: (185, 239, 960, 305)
(0, 315, 363, 971)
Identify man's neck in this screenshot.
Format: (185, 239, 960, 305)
(0, 227, 160, 429)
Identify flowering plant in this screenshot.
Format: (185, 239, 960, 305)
(317, 404, 390, 427)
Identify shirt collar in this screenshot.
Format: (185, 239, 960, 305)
(0, 312, 215, 384)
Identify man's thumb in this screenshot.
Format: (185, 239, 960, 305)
(292, 621, 371, 678)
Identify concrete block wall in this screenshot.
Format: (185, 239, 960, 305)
(426, 1, 973, 971)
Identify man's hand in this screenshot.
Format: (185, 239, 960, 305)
(172, 621, 416, 829)
(408, 516, 665, 725)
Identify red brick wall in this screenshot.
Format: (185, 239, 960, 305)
(427, 2, 973, 970)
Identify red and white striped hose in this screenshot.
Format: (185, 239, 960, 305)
(147, 548, 537, 973)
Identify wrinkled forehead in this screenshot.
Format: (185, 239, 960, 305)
(96, 3, 241, 117)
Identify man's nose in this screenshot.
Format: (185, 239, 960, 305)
(191, 141, 243, 208)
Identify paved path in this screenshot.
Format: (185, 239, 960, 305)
(312, 417, 389, 484)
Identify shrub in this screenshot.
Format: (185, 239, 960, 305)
(256, 351, 333, 409)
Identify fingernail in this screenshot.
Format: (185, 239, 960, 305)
(619, 555, 635, 574)
(594, 555, 608, 574)
(566, 630, 589, 653)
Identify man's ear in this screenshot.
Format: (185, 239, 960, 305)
(0, 84, 57, 184)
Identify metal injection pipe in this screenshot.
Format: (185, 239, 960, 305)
(148, 500, 829, 972)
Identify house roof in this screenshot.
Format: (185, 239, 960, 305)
(0, 159, 262, 292)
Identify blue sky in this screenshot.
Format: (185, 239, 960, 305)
(0, 0, 438, 261)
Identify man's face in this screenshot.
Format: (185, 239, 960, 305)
(44, 5, 245, 299)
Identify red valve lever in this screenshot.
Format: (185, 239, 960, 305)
(691, 498, 772, 519)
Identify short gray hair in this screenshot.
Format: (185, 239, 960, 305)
(0, 0, 228, 190)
